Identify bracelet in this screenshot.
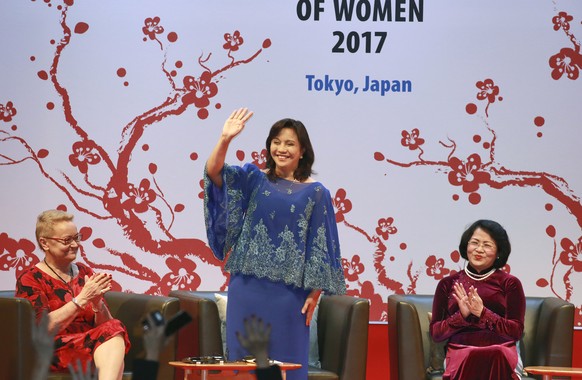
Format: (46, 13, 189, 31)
(71, 297, 83, 309)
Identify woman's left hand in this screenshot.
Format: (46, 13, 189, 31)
(301, 289, 322, 326)
(467, 286, 484, 317)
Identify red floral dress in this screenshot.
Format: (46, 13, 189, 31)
(16, 262, 130, 372)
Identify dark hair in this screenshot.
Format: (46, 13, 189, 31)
(265, 118, 315, 182)
(459, 219, 511, 268)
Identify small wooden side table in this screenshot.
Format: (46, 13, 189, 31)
(524, 366, 582, 380)
(169, 360, 302, 380)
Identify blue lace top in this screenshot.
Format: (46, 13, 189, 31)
(204, 163, 346, 295)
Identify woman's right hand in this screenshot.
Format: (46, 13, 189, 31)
(206, 108, 254, 188)
(222, 108, 254, 141)
(452, 281, 471, 318)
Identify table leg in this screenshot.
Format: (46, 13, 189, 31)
(281, 369, 286, 380)
(541, 375, 551, 380)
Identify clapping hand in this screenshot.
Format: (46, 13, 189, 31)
(452, 282, 484, 318)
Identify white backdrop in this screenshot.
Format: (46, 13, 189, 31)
(1, 0, 581, 324)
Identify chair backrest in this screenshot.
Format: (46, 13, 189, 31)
(317, 294, 369, 380)
(104, 291, 181, 380)
(387, 294, 575, 380)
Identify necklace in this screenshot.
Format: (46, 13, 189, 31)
(44, 258, 74, 294)
(464, 265, 496, 281)
(278, 177, 298, 195)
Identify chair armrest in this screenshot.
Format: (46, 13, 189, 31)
(317, 295, 369, 380)
(168, 290, 224, 358)
(104, 291, 180, 380)
(0, 296, 35, 380)
(388, 294, 427, 380)
(535, 297, 574, 367)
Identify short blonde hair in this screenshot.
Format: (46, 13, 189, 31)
(36, 209, 74, 249)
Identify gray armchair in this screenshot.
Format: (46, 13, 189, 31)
(387, 294, 575, 380)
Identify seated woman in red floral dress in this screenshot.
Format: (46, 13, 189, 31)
(16, 209, 130, 380)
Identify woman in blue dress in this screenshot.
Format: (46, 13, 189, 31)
(204, 108, 346, 380)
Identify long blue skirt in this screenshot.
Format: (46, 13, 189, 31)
(226, 274, 310, 380)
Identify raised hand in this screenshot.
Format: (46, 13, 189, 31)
(236, 315, 272, 368)
(80, 272, 112, 304)
(222, 108, 254, 141)
(68, 359, 98, 380)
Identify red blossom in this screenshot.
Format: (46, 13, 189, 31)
(0, 101, 17, 122)
(68, 140, 101, 174)
(549, 48, 581, 80)
(157, 257, 201, 294)
(376, 217, 397, 240)
(251, 149, 267, 169)
(142, 17, 164, 40)
(342, 255, 364, 282)
(476, 79, 500, 104)
(0, 233, 39, 278)
(447, 154, 490, 193)
(223, 30, 244, 52)
(425, 255, 450, 280)
(552, 12, 573, 32)
(559, 236, 582, 272)
(333, 188, 352, 223)
(122, 179, 157, 213)
(182, 71, 218, 109)
(346, 280, 386, 321)
(400, 128, 425, 150)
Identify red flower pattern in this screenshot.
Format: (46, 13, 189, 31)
(447, 154, 490, 193)
(251, 149, 267, 169)
(122, 179, 157, 213)
(552, 12, 573, 32)
(0, 233, 39, 278)
(346, 280, 387, 321)
(68, 140, 102, 174)
(223, 30, 244, 52)
(400, 128, 425, 150)
(333, 188, 352, 223)
(425, 255, 450, 281)
(182, 71, 218, 109)
(375, 217, 397, 240)
(342, 254, 364, 282)
(476, 79, 500, 103)
(559, 236, 582, 272)
(142, 17, 164, 40)
(157, 257, 201, 294)
(549, 48, 581, 80)
(0, 101, 17, 122)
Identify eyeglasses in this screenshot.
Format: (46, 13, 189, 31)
(43, 233, 83, 246)
(468, 240, 496, 253)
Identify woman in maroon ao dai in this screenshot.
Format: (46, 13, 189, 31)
(430, 220, 526, 380)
